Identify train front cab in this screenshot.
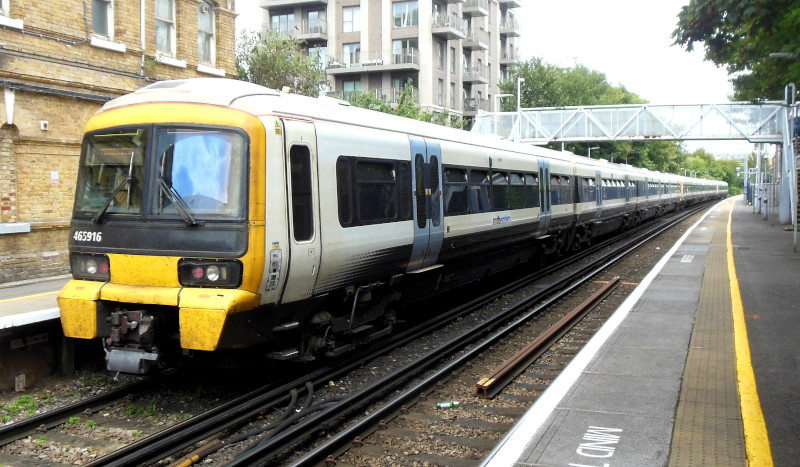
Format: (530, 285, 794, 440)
(58, 101, 270, 373)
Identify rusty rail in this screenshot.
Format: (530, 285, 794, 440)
(474, 277, 621, 399)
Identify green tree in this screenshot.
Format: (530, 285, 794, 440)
(673, 0, 800, 101)
(341, 81, 466, 129)
(235, 30, 327, 97)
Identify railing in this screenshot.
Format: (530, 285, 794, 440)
(269, 18, 327, 36)
(326, 48, 419, 70)
(500, 47, 517, 61)
(464, 0, 489, 11)
(464, 28, 489, 45)
(392, 47, 419, 66)
(300, 18, 327, 35)
(432, 13, 465, 32)
(499, 18, 519, 34)
(464, 97, 490, 113)
(325, 87, 420, 105)
(463, 64, 488, 81)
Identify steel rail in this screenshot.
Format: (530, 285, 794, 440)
(0, 376, 162, 447)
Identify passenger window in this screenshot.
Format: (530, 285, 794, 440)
(290, 146, 313, 241)
(469, 169, 490, 213)
(444, 167, 468, 215)
(357, 160, 397, 223)
(581, 177, 596, 202)
(429, 155, 441, 227)
(550, 175, 560, 205)
(336, 158, 353, 226)
(524, 173, 539, 208)
(415, 154, 426, 228)
(398, 162, 412, 220)
(561, 176, 572, 204)
(508, 173, 524, 209)
(492, 171, 509, 210)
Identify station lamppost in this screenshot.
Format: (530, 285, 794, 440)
(515, 78, 525, 141)
(587, 146, 600, 158)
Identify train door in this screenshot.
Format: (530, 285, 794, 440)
(280, 119, 321, 303)
(537, 159, 551, 235)
(407, 137, 444, 272)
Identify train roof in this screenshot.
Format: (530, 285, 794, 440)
(100, 78, 725, 188)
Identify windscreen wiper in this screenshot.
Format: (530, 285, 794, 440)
(157, 177, 202, 226)
(92, 149, 139, 223)
(92, 174, 132, 223)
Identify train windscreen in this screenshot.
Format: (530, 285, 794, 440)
(74, 126, 247, 222)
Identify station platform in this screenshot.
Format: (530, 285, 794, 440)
(0, 276, 68, 328)
(483, 196, 798, 466)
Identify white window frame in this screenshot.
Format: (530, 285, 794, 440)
(155, 0, 177, 56)
(92, 0, 114, 39)
(343, 42, 361, 66)
(271, 13, 294, 35)
(0, 0, 22, 29)
(393, 1, 418, 28)
(198, 1, 216, 64)
(342, 6, 360, 33)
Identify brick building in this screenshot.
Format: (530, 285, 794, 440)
(0, 0, 237, 283)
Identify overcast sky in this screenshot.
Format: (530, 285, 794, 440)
(234, 0, 752, 154)
(516, 0, 734, 105)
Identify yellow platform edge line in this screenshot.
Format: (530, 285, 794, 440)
(0, 290, 59, 303)
(726, 200, 773, 467)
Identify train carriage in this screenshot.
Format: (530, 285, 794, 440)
(58, 79, 727, 373)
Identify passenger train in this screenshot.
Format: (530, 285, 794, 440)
(58, 79, 727, 373)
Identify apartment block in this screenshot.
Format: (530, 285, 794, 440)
(0, 0, 237, 283)
(260, 0, 520, 122)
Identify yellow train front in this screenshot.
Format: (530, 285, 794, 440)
(59, 80, 273, 373)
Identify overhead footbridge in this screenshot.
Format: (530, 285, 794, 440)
(471, 96, 799, 247)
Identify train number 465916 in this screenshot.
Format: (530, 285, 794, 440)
(73, 231, 103, 242)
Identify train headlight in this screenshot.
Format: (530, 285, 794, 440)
(179, 259, 242, 288)
(70, 253, 110, 281)
(206, 265, 221, 282)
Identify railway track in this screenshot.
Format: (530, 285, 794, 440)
(217, 203, 712, 466)
(0, 203, 712, 466)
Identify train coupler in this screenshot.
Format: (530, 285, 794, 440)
(105, 309, 160, 374)
(105, 348, 160, 374)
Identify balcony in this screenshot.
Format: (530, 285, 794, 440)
(463, 97, 489, 116)
(499, 19, 520, 37)
(463, 64, 488, 84)
(260, 0, 327, 10)
(499, 0, 522, 8)
(463, 0, 489, 17)
(326, 52, 362, 74)
(500, 47, 518, 66)
(294, 18, 328, 42)
(432, 13, 466, 40)
(326, 49, 420, 75)
(325, 88, 420, 105)
(463, 29, 489, 51)
(444, 0, 465, 3)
